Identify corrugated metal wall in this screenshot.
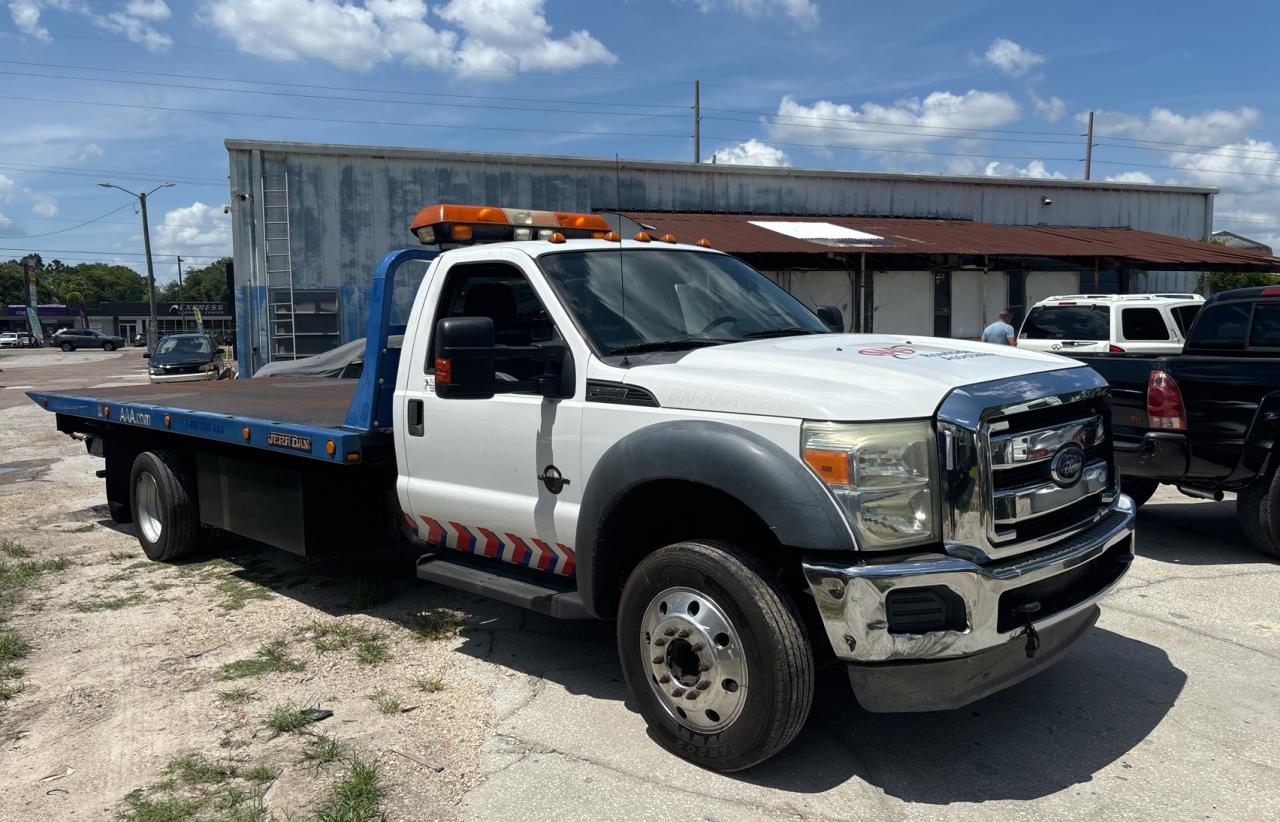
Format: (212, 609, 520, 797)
(227, 141, 1216, 372)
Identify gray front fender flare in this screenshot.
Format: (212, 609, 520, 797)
(574, 420, 855, 617)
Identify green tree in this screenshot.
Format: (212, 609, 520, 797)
(160, 258, 231, 304)
(1198, 271, 1280, 295)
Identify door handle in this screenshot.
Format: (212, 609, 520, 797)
(407, 399, 424, 437)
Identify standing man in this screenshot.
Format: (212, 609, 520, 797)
(982, 311, 1017, 346)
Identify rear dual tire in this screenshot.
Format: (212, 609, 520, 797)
(129, 450, 200, 562)
(617, 540, 814, 772)
(1237, 469, 1280, 559)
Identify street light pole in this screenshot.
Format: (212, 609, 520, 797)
(176, 255, 185, 332)
(98, 181, 173, 353)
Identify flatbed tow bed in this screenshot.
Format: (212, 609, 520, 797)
(27, 249, 435, 556)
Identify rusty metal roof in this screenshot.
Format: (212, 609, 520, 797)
(623, 212, 1280, 270)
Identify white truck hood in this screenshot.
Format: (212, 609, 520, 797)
(624, 334, 1086, 420)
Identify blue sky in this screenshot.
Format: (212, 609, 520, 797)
(2, 0, 1278, 285)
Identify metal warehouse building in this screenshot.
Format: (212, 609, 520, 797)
(226, 139, 1276, 375)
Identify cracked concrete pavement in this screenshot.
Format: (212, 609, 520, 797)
(460, 490, 1280, 822)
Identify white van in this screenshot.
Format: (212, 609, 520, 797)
(1017, 293, 1205, 355)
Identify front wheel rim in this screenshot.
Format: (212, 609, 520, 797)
(135, 472, 163, 544)
(640, 586, 748, 733)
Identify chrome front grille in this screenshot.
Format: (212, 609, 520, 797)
(937, 368, 1118, 563)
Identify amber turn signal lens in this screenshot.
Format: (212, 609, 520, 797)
(696, 238, 712, 247)
(548, 232, 566, 244)
(450, 224, 473, 241)
(603, 231, 621, 242)
(242, 426, 251, 441)
(325, 440, 336, 456)
(661, 233, 678, 243)
(803, 449, 849, 485)
(633, 231, 651, 242)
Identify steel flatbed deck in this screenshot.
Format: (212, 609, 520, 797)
(28, 378, 383, 463)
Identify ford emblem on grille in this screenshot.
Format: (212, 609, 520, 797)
(1050, 442, 1086, 487)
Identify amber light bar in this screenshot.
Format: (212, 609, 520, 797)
(410, 204, 612, 245)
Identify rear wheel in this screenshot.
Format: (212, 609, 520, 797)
(617, 540, 814, 772)
(129, 450, 199, 562)
(1121, 476, 1160, 508)
(1237, 469, 1280, 559)
(103, 341, 116, 351)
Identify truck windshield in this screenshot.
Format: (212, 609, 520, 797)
(1021, 305, 1110, 340)
(537, 249, 828, 356)
(157, 336, 213, 355)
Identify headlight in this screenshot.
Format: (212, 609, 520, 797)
(802, 420, 938, 550)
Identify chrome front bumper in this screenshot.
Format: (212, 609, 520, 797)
(148, 370, 218, 383)
(801, 493, 1135, 669)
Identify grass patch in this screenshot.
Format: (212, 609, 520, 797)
(414, 676, 444, 694)
(404, 608, 463, 641)
(264, 703, 316, 737)
(107, 550, 135, 562)
(125, 561, 165, 573)
(215, 577, 273, 612)
(216, 640, 305, 681)
(305, 622, 390, 666)
(299, 733, 343, 767)
(315, 756, 381, 822)
(67, 523, 96, 534)
(0, 629, 29, 663)
(241, 764, 277, 784)
(119, 791, 203, 822)
(0, 677, 24, 701)
(348, 578, 392, 611)
(118, 754, 273, 822)
(368, 689, 401, 715)
(73, 591, 146, 612)
(0, 556, 70, 596)
(0, 540, 31, 559)
(166, 753, 235, 785)
(215, 687, 257, 705)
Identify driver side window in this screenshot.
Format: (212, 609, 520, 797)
(425, 262, 560, 384)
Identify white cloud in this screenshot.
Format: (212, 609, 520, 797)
(152, 201, 232, 259)
(1104, 171, 1156, 184)
(767, 91, 1020, 154)
(0, 214, 14, 233)
(1031, 93, 1066, 123)
(983, 159, 1067, 180)
(1086, 106, 1259, 149)
(0, 173, 59, 218)
(983, 38, 1044, 78)
(692, 0, 818, 27)
(708, 139, 791, 167)
(7, 0, 172, 50)
(74, 142, 104, 162)
(201, 0, 615, 73)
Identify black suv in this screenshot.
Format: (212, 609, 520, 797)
(52, 328, 126, 351)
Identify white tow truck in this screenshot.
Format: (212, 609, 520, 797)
(32, 204, 1136, 771)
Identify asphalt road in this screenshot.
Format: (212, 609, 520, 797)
(3, 347, 1277, 821)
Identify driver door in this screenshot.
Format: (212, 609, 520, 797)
(398, 253, 585, 577)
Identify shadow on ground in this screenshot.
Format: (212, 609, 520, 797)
(89, 516, 1186, 804)
(1136, 497, 1276, 566)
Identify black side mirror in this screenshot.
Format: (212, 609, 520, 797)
(435, 317, 497, 399)
(142, 352, 150, 358)
(816, 305, 844, 332)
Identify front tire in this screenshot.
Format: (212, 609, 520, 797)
(617, 540, 814, 772)
(103, 341, 116, 351)
(129, 450, 199, 562)
(1121, 476, 1159, 508)
(60, 342, 74, 351)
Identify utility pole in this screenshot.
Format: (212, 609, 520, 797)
(99, 181, 173, 353)
(1084, 110, 1095, 181)
(176, 255, 185, 332)
(694, 79, 701, 164)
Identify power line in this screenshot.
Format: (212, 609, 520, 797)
(0, 59, 693, 111)
(1095, 140, 1280, 162)
(1095, 132, 1280, 157)
(2, 213, 219, 230)
(0, 68, 693, 121)
(0, 202, 135, 239)
(702, 114, 1082, 147)
(0, 94, 691, 142)
(0, 162, 225, 188)
(702, 106, 1081, 138)
(0, 246, 225, 259)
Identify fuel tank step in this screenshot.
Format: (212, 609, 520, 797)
(416, 551, 590, 620)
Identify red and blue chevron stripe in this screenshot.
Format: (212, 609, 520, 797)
(411, 515, 576, 578)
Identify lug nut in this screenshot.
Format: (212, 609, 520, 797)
(691, 643, 704, 652)
(664, 628, 676, 637)
(652, 655, 664, 664)
(698, 663, 711, 672)
(677, 629, 691, 638)
(654, 638, 667, 646)
(671, 688, 685, 697)
(658, 674, 670, 684)
(686, 691, 699, 700)
(696, 680, 710, 690)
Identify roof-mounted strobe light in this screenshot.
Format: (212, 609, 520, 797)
(410, 204, 611, 246)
